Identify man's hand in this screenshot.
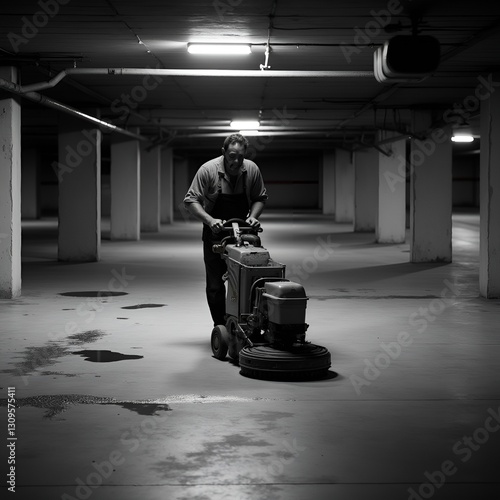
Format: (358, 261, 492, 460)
(209, 218, 224, 233)
(246, 217, 260, 229)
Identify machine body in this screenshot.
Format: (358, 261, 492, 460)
(210, 219, 331, 380)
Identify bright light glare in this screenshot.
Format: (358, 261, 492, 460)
(230, 120, 260, 129)
(451, 135, 474, 143)
(239, 129, 260, 136)
(187, 43, 251, 55)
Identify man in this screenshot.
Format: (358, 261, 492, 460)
(184, 133, 268, 326)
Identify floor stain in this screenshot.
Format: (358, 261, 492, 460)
(67, 329, 106, 345)
(118, 402, 171, 416)
(0, 394, 172, 418)
(153, 433, 271, 483)
(40, 371, 79, 378)
(72, 350, 144, 362)
(59, 291, 128, 297)
(121, 303, 166, 309)
(0, 343, 70, 376)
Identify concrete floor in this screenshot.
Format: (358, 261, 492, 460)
(1, 211, 499, 500)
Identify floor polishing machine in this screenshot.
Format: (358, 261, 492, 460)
(210, 219, 331, 381)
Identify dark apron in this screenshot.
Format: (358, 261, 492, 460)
(202, 172, 249, 242)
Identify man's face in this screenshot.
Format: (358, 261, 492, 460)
(222, 142, 245, 176)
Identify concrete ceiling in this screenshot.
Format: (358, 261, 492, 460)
(1, 0, 500, 152)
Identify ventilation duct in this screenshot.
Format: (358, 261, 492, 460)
(374, 35, 440, 83)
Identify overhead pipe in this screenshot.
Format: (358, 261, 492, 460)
(35, 65, 173, 139)
(18, 68, 375, 93)
(0, 77, 149, 142)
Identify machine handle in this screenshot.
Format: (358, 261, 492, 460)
(221, 218, 263, 233)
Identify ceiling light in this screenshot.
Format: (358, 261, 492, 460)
(239, 129, 260, 136)
(230, 120, 260, 129)
(451, 135, 474, 143)
(187, 43, 251, 55)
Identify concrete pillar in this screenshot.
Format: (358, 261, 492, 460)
(175, 157, 191, 221)
(480, 83, 500, 298)
(322, 150, 335, 215)
(410, 111, 452, 262)
(110, 135, 140, 240)
(161, 148, 174, 224)
(354, 148, 377, 232)
(140, 144, 161, 232)
(21, 148, 40, 219)
(57, 115, 101, 262)
(376, 132, 407, 243)
(335, 149, 354, 223)
(0, 67, 21, 298)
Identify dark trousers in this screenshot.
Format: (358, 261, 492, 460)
(203, 239, 227, 326)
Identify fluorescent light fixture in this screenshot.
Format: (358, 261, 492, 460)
(187, 43, 251, 55)
(239, 129, 260, 136)
(451, 135, 474, 143)
(230, 120, 260, 129)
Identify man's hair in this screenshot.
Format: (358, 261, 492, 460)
(222, 133, 249, 151)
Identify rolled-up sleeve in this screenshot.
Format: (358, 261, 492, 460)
(183, 167, 207, 208)
(247, 161, 268, 204)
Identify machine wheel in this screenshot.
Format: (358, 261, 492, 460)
(239, 343, 331, 381)
(211, 325, 229, 360)
(225, 318, 240, 361)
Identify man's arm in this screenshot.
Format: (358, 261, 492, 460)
(186, 202, 224, 233)
(248, 201, 265, 219)
(246, 201, 265, 228)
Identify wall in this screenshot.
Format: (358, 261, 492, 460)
(452, 151, 480, 207)
(181, 151, 320, 213)
(30, 144, 480, 219)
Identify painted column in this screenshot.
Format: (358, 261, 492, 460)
(376, 131, 407, 243)
(161, 148, 174, 224)
(110, 135, 140, 240)
(410, 111, 452, 262)
(57, 115, 101, 261)
(354, 148, 377, 232)
(140, 144, 161, 232)
(322, 150, 335, 215)
(480, 81, 500, 298)
(335, 149, 354, 223)
(0, 67, 21, 298)
(21, 148, 40, 219)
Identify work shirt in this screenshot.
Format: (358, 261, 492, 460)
(183, 155, 268, 215)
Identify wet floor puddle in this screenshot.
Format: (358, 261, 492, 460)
(121, 304, 166, 309)
(72, 350, 144, 362)
(59, 291, 129, 297)
(0, 330, 142, 378)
